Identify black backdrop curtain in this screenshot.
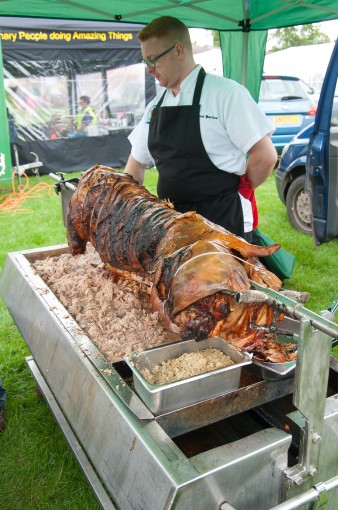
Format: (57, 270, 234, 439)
(1, 17, 156, 172)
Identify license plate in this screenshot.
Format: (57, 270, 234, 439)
(273, 115, 301, 125)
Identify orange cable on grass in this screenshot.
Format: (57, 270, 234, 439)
(0, 172, 53, 215)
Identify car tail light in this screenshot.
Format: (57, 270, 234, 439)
(308, 104, 317, 116)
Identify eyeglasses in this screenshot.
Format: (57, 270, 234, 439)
(142, 45, 176, 69)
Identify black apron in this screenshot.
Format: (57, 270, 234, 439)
(148, 67, 244, 237)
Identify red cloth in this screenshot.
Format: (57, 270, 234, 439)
(239, 175, 259, 230)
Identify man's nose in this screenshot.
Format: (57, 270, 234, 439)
(145, 64, 155, 74)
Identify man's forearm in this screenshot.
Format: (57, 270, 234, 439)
(246, 135, 277, 189)
(124, 155, 147, 185)
(246, 160, 274, 189)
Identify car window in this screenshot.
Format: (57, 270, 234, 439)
(259, 78, 309, 101)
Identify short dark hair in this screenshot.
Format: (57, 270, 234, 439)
(79, 95, 90, 104)
(138, 16, 192, 51)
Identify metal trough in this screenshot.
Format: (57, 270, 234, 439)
(1, 245, 338, 510)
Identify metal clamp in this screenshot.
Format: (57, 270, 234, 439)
(313, 482, 328, 509)
(219, 502, 238, 510)
(326, 300, 338, 315)
(49, 172, 78, 194)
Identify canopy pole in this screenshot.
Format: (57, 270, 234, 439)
(240, 0, 252, 87)
(241, 31, 249, 86)
(0, 39, 13, 182)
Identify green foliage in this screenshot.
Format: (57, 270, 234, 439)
(212, 30, 220, 47)
(0, 169, 337, 508)
(143, 166, 159, 195)
(255, 173, 338, 315)
(269, 24, 330, 52)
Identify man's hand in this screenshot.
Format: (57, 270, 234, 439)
(246, 135, 277, 189)
(124, 155, 147, 185)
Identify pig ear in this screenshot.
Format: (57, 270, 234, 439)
(242, 257, 282, 291)
(235, 241, 281, 259)
(209, 232, 281, 259)
(191, 217, 281, 259)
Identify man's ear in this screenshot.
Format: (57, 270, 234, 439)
(176, 43, 185, 57)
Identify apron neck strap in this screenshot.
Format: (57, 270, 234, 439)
(192, 67, 206, 105)
(157, 89, 167, 108)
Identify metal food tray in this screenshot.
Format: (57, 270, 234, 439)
(250, 359, 296, 380)
(250, 317, 300, 381)
(124, 337, 252, 415)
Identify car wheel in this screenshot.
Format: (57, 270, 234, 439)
(286, 176, 312, 233)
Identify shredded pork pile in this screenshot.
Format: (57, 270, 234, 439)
(32, 245, 180, 362)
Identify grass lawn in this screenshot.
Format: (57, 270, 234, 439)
(0, 168, 337, 509)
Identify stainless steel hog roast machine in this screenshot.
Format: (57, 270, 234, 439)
(1, 167, 338, 510)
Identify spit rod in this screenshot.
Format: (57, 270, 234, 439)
(49, 172, 77, 191)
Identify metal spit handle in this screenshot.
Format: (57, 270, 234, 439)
(249, 282, 338, 340)
(326, 300, 338, 315)
(49, 172, 77, 191)
(235, 290, 309, 304)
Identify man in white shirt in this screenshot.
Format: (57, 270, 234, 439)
(125, 16, 277, 239)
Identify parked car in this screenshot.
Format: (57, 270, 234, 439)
(275, 122, 314, 233)
(275, 40, 338, 245)
(306, 41, 338, 245)
(259, 74, 317, 154)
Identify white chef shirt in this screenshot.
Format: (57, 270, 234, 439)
(128, 65, 274, 231)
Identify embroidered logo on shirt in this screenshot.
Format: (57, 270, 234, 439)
(200, 114, 218, 120)
(146, 105, 157, 124)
